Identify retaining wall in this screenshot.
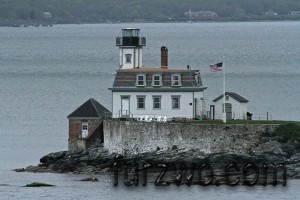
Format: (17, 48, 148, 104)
(103, 120, 278, 155)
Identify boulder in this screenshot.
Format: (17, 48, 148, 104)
(292, 174, 300, 179)
(24, 182, 55, 187)
(252, 141, 284, 155)
(287, 153, 300, 164)
(25, 165, 49, 173)
(40, 151, 66, 164)
(13, 168, 25, 172)
(79, 177, 99, 182)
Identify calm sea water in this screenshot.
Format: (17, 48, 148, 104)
(0, 22, 300, 199)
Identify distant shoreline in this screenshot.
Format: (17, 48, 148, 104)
(1, 18, 300, 27)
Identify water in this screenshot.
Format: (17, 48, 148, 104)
(0, 171, 299, 200)
(0, 22, 299, 199)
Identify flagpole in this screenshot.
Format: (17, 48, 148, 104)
(223, 59, 226, 123)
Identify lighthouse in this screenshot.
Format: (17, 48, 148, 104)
(116, 28, 146, 69)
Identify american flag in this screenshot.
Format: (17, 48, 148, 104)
(210, 62, 223, 72)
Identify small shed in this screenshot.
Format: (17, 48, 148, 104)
(67, 98, 111, 151)
(211, 92, 249, 120)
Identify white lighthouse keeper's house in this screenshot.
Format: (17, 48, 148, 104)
(109, 28, 207, 120)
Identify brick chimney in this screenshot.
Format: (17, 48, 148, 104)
(161, 46, 168, 69)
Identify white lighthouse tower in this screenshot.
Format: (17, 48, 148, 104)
(116, 28, 146, 69)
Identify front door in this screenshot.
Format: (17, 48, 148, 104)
(225, 103, 232, 120)
(210, 105, 215, 120)
(121, 96, 130, 117)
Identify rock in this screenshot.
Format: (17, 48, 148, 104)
(13, 168, 25, 172)
(287, 153, 300, 164)
(40, 151, 66, 164)
(81, 165, 97, 174)
(100, 168, 110, 174)
(292, 174, 300, 179)
(79, 177, 99, 182)
(252, 141, 285, 155)
(293, 167, 300, 174)
(25, 165, 48, 173)
(24, 182, 55, 187)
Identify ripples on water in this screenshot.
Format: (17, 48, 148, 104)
(0, 171, 299, 200)
(0, 22, 299, 199)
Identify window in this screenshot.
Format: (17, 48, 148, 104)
(81, 122, 88, 138)
(82, 122, 88, 131)
(153, 96, 161, 109)
(152, 74, 162, 86)
(136, 74, 146, 86)
(137, 96, 145, 109)
(172, 74, 181, 86)
(226, 95, 229, 101)
(125, 54, 132, 63)
(195, 74, 201, 86)
(172, 96, 180, 109)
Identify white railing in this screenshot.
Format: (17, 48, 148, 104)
(251, 112, 272, 121)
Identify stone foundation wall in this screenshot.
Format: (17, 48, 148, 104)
(68, 139, 86, 152)
(103, 120, 279, 155)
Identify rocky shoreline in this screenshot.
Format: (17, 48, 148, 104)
(15, 142, 300, 179)
(15, 123, 300, 185)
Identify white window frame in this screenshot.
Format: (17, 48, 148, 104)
(125, 54, 132, 63)
(82, 122, 88, 131)
(171, 96, 181, 109)
(137, 96, 146, 109)
(195, 74, 201, 86)
(152, 74, 162, 86)
(136, 74, 146, 86)
(172, 74, 181, 86)
(81, 122, 89, 138)
(152, 96, 161, 110)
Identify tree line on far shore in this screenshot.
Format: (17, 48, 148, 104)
(1, 0, 300, 23)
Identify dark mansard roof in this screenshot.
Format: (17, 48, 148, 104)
(109, 68, 207, 92)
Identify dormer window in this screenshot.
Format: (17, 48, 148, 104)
(136, 74, 146, 86)
(125, 54, 132, 63)
(172, 74, 181, 86)
(152, 74, 162, 86)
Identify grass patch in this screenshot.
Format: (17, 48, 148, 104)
(185, 119, 300, 125)
(270, 123, 300, 142)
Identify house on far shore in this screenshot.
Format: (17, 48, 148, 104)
(67, 98, 111, 151)
(289, 11, 300, 16)
(211, 92, 249, 120)
(43, 12, 52, 19)
(110, 28, 207, 120)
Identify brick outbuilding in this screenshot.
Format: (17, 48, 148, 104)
(67, 98, 111, 151)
